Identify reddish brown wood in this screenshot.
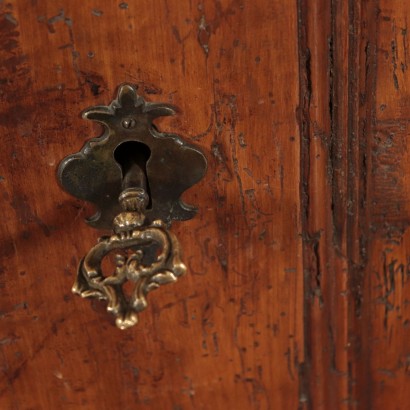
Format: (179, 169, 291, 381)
(2, 0, 410, 409)
(360, 1, 410, 408)
(298, 0, 359, 407)
(0, 1, 303, 409)
(299, 0, 410, 409)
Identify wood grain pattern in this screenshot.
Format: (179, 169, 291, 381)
(2, 0, 410, 409)
(299, 0, 410, 409)
(0, 1, 302, 409)
(362, 1, 410, 408)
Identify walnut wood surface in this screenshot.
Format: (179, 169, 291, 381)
(0, 0, 409, 409)
(299, 1, 410, 409)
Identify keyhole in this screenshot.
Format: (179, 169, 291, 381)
(114, 141, 152, 209)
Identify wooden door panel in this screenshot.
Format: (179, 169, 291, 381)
(363, 1, 410, 408)
(2, 0, 410, 409)
(299, 1, 410, 408)
(0, 1, 302, 409)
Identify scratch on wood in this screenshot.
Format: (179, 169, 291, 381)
(4, 13, 17, 25)
(391, 39, 399, 90)
(91, 9, 103, 17)
(197, 14, 210, 56)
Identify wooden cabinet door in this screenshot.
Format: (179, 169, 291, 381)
(0, 1, 409, 409)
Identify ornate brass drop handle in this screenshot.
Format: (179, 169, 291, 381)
(58, 84, 207, 329)
(73, 187, 186, 329)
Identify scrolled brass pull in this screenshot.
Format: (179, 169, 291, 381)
(58, 84, 207, 329)
(73, 187, 186, 329)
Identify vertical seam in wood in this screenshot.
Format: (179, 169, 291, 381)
(296, 0, 312, 408)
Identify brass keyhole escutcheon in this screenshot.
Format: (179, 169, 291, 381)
(58, 84, 207, 329)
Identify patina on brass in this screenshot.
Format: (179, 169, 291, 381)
(73, 187, 186, 329)
(58, 83, 207, 229)
(58, 84, 207, 328)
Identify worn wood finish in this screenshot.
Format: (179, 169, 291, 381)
(299, 0, 410, 409)
(2, 0, 410, 409)
(362, 1, 410, 408)
(0, 1, 302, 409)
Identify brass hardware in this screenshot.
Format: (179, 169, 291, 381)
(58, 84, 207, 328)
(73, 186, 186, 329)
